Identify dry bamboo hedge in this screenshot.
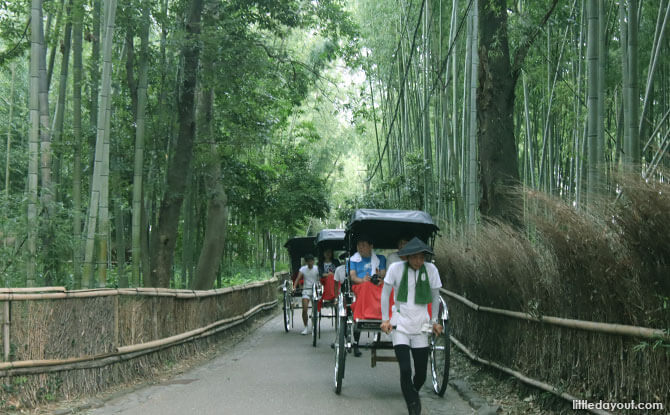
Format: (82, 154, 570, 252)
(443, 290, 670, 414)
(0, 275, 283, 409)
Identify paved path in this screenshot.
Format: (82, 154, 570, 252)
(87, 311, 474, 415)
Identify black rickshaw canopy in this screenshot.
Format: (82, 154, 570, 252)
(284, 236, 317, 274)
(345, 208, 439, 251)
(315, 229, 346, 253)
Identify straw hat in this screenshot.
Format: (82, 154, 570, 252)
(397, 237, 433, 256)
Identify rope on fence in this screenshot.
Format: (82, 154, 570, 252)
(440, 288, 669, 341)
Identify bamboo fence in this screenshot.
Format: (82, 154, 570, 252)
(441, 288, 669, 341)
(441, 288, 669, 414)
(0, 276, 283, 378)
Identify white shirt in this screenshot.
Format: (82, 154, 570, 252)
(383, 261, 441, 335)
(387, 252, 403, 266)
(333, 264, 347, 283)
(299, 265, 320, 291)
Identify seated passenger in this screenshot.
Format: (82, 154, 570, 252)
(349, 233, 386, 356)
(333, 252, 348, 295)
(318, 248, 340, 279)
(349, 233, 387, 285)
(387, 236, 411, 266)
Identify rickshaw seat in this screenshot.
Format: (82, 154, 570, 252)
(351, 282, 433, 321)
(317, 273, 338, 312)
(351, 282, 394, 321)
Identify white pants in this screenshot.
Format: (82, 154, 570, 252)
(392, 330, 429, 348)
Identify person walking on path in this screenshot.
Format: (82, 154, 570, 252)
(380, 237, 443, 415)
(293, 253, 319, 335)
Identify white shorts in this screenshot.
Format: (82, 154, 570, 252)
(392, 330, 429, 348)
(301, 290, 313, 300)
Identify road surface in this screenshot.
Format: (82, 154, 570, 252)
(87, 311, 474, 415)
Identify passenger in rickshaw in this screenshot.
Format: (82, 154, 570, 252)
(317, 248, 340, 317)
(387, 236, 410, 266)
(349, 234, 387, 356)
(318, 248, 340, 277)
(333, 252, 348, 295)
(292, 253, 319, 335)
(380, 237, 443, 415)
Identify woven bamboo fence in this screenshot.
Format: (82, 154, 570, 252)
(442, 288, 669, 414)
(0, 275, 282, 409)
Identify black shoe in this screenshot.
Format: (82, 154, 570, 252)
(330, 342, 335, 349)
(407, 400, 421, 415)
(353, 344, 362, 357)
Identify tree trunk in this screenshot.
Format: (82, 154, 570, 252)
(150, 0, 205, 287)
(52, 0, 73, 201)
(476, 0, 519, 222)
(39, 2, 53, 215)
(192, 139, 228, 289)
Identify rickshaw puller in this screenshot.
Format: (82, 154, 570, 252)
(380, 237, 443, 415)
(293, 253, 319, 335)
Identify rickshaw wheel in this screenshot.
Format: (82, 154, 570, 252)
(282, 283, 292, 333)
(430, 319, 451, 397)
(312, 287, 319, 347)
(334, 314, 347, 394)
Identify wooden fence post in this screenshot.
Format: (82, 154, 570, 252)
(113, 295, 119, 349)
(3, 301, 9, 361)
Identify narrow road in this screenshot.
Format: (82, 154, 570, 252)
(87, 311, 473, 415)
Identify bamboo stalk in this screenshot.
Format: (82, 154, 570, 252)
(0, 300, 277, 375)
(0, 287, 66, 293)
(440, 289, 669, 341)
(449, 335, 613, 415)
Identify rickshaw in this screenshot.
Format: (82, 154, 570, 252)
(311, 229, 346, 347)
(282, 236, 317, 332)
(333, 209, 450, 397)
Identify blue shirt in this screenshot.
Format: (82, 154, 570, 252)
(349, 254, 387, 278)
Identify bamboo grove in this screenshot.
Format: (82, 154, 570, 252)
(352, 0, 669, 228)
(1, 0, 669, 289)
(0, 0, 354, 288)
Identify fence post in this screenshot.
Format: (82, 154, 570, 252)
(113, 295, 119, 349)
(153, 297, 158, 340)
(3, 301, 9, 361)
